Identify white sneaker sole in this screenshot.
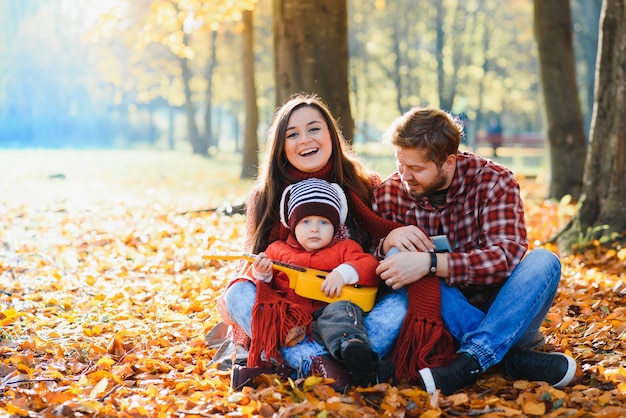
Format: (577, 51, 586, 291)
(418, 368, 437, 394)
(551, 352, 577, 388)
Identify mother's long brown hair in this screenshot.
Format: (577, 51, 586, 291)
(250, 93, 374, 253)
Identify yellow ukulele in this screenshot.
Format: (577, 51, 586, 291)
(203, 253, 378, 312)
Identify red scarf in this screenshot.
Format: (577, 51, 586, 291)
(339, 176, 456, 381)
(248, 281, 314, 367)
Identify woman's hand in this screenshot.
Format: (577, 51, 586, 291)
(382, 225, 434, 254)
(320, 271, 345, 298)
(252, 252, 273, 275)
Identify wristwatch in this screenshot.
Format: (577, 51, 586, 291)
(428, 252, 437, 276)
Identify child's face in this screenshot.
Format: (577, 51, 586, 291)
(294, 215, 334, 251)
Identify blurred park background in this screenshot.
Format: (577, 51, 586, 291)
(0, 1, 599, 155)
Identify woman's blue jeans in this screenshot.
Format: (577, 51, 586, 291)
(440, 248, 562, 371)
(223, 281, 408, 375)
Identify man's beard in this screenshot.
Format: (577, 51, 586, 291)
(405, 169, 448, 201)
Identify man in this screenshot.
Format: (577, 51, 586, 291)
(373, 107, 576, 395)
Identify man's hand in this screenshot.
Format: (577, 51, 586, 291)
(320, 271, 345, 298)
(376, 251, 431, 290)
(382, 225, 434, 255)
(252, 252, 273, 275)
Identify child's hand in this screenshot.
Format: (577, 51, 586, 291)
(320, 271, 344, 298)
(253, 253, 273, 275)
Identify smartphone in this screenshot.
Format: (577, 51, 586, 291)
(432, 235, 452, 253)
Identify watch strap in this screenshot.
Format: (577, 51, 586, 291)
(428, 252, 437, 276)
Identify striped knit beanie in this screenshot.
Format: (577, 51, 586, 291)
(279, 178, 348, 233)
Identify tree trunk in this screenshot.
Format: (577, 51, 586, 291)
(273, 0, 354, 142)
(473, 1, 495, 152)
(557, 0, 626, 252)
(180, 54, 205, 156)
(168, 106, 175, 151)
(204, 30, 218, 150)
(241, 9, 259, 180)
(391, 7, 404, 115)
(434, 0, 448, 110)
(147, 105, 156, 145)
(433, 0, 463, 112)
(573, 0, 602, 136)
(533, 0, 587, 200)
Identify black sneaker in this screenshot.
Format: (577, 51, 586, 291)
(374, 356, 396, 385)
(504, 348, 576, 388)
(416, 353, 481, 395)
(340, 338, 379, 387)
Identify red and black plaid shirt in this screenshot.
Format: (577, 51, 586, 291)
(372, 151, 529, 306)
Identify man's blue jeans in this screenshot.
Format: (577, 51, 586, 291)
(440, 248, 562, 371)
(223, 281, 408, 375)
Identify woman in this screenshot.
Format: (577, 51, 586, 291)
(219, 93, 407, 389)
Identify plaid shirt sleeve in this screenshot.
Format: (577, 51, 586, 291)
(373, 154, 528, 297)
(444, 162, 528, 289)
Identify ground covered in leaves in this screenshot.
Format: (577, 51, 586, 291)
(0, 150, 624, 417)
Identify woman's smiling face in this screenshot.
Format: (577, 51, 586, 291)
(283, 106, 333, 173)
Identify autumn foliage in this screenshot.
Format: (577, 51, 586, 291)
(0, 151, 624, 417)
